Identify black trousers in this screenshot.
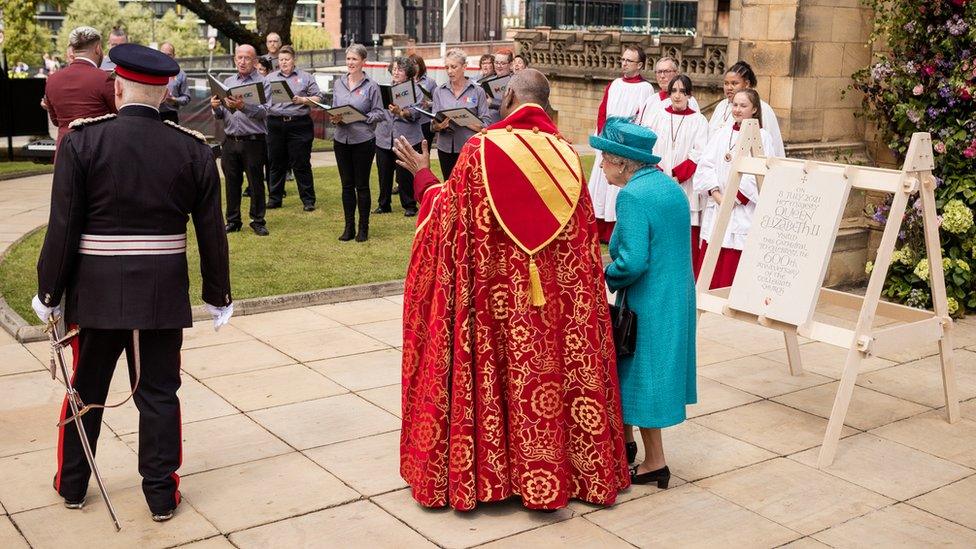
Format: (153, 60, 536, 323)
(438, 150, 461, 181)
(160, 111, 179, 124)
(221, 136, 267, 227)
(55, 327, 183, 514)
(375, 145, 418, 212)
(267, 116, 315, 206)
(334, 139, 375, 229)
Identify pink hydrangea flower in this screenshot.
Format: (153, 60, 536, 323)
(964, 147, 976, 159)
(913, 84, 924, 95)
(935, 141, 946, 154)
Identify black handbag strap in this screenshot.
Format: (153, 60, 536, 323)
(617, 287, 628, 312)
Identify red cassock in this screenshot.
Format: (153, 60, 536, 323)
(400, 104, 631, 511)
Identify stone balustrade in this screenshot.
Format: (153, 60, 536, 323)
(511, 28, 728, 87)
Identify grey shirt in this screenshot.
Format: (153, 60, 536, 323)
(213, 71, 269, 136)
(374, 82, 425, 150)
(160, 70, 190, 114)
(267, 68, 321, 118)
(432, 79, 491, 154)
(331, 74, 385, 145)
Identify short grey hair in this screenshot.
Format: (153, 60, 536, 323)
(656, 56, 679, 71)
(109, 27, 127, 39)
(117, 77, 166, 106)
(603, 151, 650, 173)
(68, 26, 102, 50)
(346, 43, 368, 61)
(445, 48, 467, 65)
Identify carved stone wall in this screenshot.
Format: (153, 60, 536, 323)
(512, 28, 729, 143)
(513, 28, 729, 86)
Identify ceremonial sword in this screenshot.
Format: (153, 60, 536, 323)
(46, 318, 123, 531)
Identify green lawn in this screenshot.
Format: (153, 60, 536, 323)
(1, 154, 595, 322)
(311, 138, 333, 152)
(0, 161, 53, 178)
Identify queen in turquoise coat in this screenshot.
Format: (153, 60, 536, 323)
(591, 117, 697, 487)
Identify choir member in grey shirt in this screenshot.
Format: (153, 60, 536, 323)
(158, 42, 190, 124)
(410, 54, 438, 145)
(210, 44, 270, 236)
(265, 45, 323, 211)
(373, 56, 422, 217)
(330, 43, 385, 242)
(430, 48, 491, 179)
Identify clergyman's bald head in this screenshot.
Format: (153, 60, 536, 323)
(507, 68, 550, 106)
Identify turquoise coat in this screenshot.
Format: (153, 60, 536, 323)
(605, 167, 697, 428)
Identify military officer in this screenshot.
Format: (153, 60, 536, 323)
(32, 43, 233, 522)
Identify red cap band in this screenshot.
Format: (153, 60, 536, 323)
(114, 65, 169, 85)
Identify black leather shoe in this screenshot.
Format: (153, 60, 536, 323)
(251, 224, 269, 236)
(267, 201, 282, 209)
(151, 492, 180, 522)
(225, 223, 242, 233)
(404, 209, 418, 217)
(54, 475, 84, 509)
(373, 207, 391, 214)
(338, 224, 355, 241)
(626, 441, 638, 464)
(303, 204, 316, 212)
(630, 465, 670, 489)
(355, 226, 369, 242)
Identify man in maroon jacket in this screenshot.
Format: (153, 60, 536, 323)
(44, 26, 117, 151)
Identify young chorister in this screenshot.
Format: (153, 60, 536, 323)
(642, 75, 709, 273)
(693, 88, 775, 289)
(635, 56, 700, 124)
(707, 61, 785, 158)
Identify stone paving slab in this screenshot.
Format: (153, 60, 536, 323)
(0, 296, 974, 548)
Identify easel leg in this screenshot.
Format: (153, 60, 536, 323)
(784, 330, 803, 376)
(939, 327, 960, 423)
(818, 346, 864, 467)
(918, 172, 960, 424)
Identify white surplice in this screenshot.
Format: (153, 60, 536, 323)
(636, 90, 701, 126)
(693, 123, 775, 250)
(643, 106, 709, 226)
(707, 98, 785, 158)
(587, 76, 654, 222)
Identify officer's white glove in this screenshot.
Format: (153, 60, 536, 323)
(31, 295, 62, 324)
(204, 302, 234, 331)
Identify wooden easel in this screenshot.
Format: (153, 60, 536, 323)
(696, 119, 959, 467)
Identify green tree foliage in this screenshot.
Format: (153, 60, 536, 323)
(55, 0, 215, 58)
(288, 25, 332, 52)
(853, 0, 976, 316)
(0, 0, 54, 67)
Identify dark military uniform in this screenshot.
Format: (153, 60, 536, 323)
(36, 104, 231, 514)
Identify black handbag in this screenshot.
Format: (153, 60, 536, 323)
(609, 287, 637, 357)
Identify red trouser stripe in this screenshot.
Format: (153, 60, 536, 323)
(54, 324, 81, 492)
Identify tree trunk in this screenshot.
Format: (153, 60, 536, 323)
(256, 0, 299, 46)
(175, 0, 298, 53)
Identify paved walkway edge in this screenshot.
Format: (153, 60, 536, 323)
(0, 279, 405, 343)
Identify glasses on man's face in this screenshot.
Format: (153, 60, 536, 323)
(494, 61, 509, 66)
(656, 69, 677, 75)
(621, 58, 640, 65)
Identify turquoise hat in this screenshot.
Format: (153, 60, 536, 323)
(589, 117, 661, 166)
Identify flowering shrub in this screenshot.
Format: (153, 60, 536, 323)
(853, 0, 976, 316)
